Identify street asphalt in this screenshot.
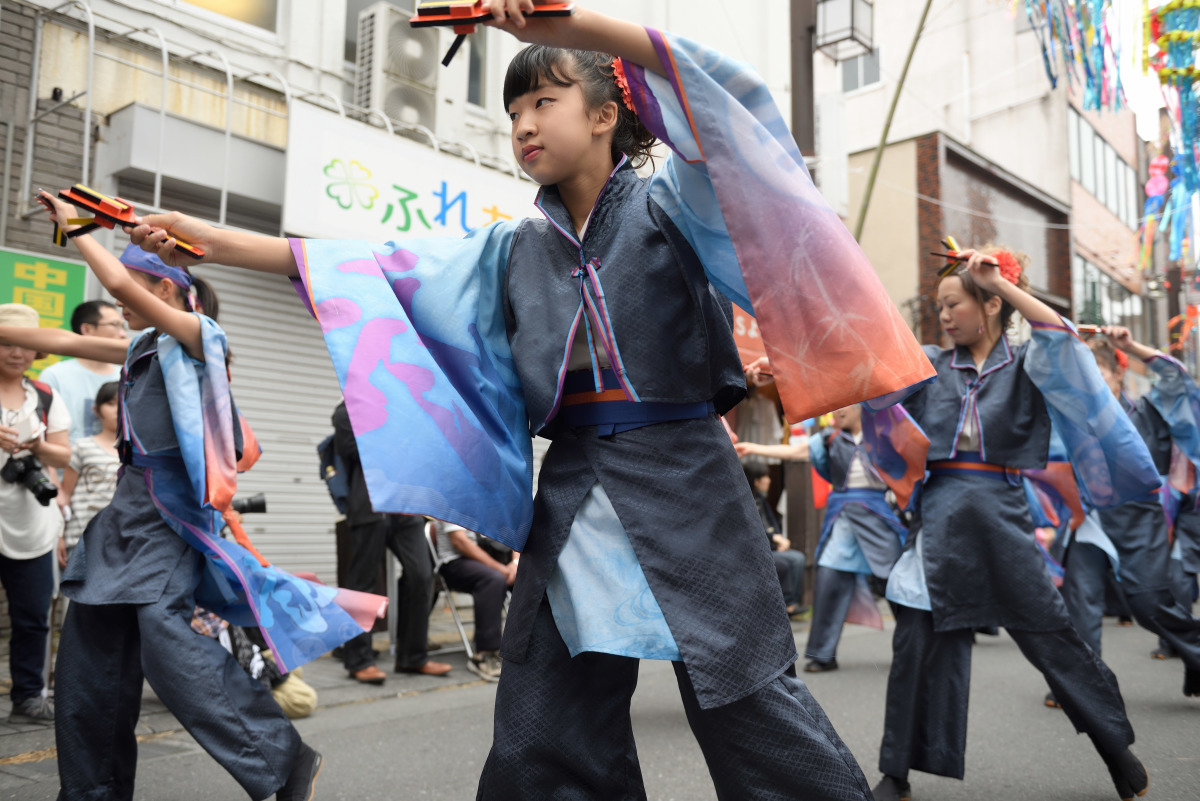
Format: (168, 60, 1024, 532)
(1, 611, 1197, 800)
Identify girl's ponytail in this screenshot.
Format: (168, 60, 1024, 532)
(188, 274, 220, 322)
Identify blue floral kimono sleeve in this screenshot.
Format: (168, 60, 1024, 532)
(289, 222, 534, 550)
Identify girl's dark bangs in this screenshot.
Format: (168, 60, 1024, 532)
(503, 46, 574, 108)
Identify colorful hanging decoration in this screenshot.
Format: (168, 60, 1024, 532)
(1147, 1, 1200, 195)
(1023, 0, 1127, 111)
(1142, 2, 1200, 272)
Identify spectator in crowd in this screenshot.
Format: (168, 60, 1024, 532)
(432, 519, 516, 682)
(0, 303, 71, 723)
(744, 462, 806, 617)
(38, 300, 125, 445)
(60, 381, 120, 564)
(332, 400, 450, 683)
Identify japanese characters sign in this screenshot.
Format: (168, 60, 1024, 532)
(283, 102, 535, 241)
(0, 247, 87, 376)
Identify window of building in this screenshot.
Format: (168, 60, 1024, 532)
(468, 30, 488, 108)
(1074, 256, 1144, 340)
(183, 0, 278, 32)
(1127, 163, 1140, 229)
(1093, 133, 1106, 207)
(1079, 121, 1096, 195)
(1068, 110, 1080, 181)
(842, 49, 880, 93)
(1105, 145, 1119, 217)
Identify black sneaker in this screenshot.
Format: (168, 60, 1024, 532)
(277, 743, 322, 801)
(8, 695, 54, 724)
(871, 774, 912, 801)
(804, 658, 839, 673)
(1150, 645, 1177, 660)
(1101, 748, 1148, 800)
(1044, 691, 1062, 709)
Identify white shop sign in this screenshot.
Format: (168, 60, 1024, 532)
(283, 102, 535, 241)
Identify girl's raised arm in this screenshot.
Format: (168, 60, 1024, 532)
(960, 249, 1062, 328)
(40, 191, 205, 359)
(0, 325, 127, 364)
(483, 1, 664, 77)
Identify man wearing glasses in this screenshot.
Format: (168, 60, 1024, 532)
(38, 301, 126, 445)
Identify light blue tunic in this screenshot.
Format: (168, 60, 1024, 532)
(545, 482, 681, 660)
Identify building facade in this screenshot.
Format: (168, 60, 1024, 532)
(811, 0, 1155, 349)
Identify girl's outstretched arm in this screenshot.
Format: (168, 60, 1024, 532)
(127, 211, 297, 276)
(40, 191, 205, 359)
(483, 0, 664, 77)
(0, 325, 127, 364)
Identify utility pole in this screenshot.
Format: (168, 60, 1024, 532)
(790, 0, 816, 160)
(852, 0, 935, 240)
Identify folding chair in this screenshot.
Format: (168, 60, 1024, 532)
(425, 523, 475, 660)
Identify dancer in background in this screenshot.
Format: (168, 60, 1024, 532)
(1077, 329, 1200, 695)
(125, 2, 938, 797)
(3, 193, 387, 800)
(863, 247, 1159, 801)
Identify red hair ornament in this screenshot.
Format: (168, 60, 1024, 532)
(612, 58, 636, 113)
(992, 251, 1023, 286)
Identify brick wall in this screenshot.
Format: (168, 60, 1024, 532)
(915, 132, 943, 344)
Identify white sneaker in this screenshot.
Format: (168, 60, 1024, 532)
(467, 651, 502, 682)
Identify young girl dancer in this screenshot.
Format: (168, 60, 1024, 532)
(125, 2, 938, 797)
(0, 208, 386, 799)
(747, 405, 908, 673)
(1074, 329, 1200, 692)
(863, 248, 1160, 801)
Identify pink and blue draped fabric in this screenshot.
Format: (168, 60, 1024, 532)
(858, 405, 929, 511)
(620, 31, 936, 423)
(1145, 353, 1200, 497)
(144, 318, 387, 672)
(1024, 320, 1161, 508)
(289, 228, 533, 549)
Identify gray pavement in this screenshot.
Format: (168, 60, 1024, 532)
(0, 607, 1197, 799)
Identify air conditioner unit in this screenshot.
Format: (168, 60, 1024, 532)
(354, 2, 467, 138)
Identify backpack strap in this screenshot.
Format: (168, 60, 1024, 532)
(28, 378, 54, 427)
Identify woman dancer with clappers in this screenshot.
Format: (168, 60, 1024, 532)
(861, 247, 1159, 801)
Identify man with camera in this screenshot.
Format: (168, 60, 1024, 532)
(0, 304, 71, 723)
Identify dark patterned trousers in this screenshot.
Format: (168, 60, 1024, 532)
(477, 597, 872, 801)
(878, 605, 1134, 781)
(55, 551, 300, 801)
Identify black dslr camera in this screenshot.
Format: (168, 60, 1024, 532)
(1, 454, 59, 506)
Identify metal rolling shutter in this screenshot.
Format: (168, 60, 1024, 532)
(200, 264, 344, 581)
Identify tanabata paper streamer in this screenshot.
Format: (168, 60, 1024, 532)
(620, 31, 936, 423)
(1025, 0, 1126, 111)
(136, 319, 387, 673)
